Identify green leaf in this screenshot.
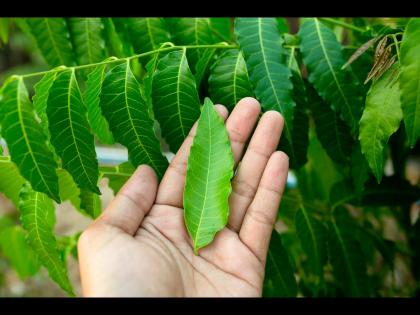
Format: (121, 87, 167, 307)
(0, 77, 60, 202)
(235, 18, 295, 161)
(307, 82, 353, 164)
(79, 189, 102, 219)
(84, 64, 114, 144)
(263, 231, 298, 297)
(100, 60, 168, 179)
(100, 162, 135, 195)
(101, 18, 124, 57)
(0, 18, 10, 45)
(184, 98, 234, 253)
(359, 65, 402, 183)
(47, 69, 100, 194)
(32, 70, 60, 135)
(299, 18, 363, 135)
(0, 226, 40, 279)
(168, 18, 214, 70)
(400, 18, 420, 148)
(25, 18, 75, 67)
(210, 18, 232, 42)
(125, 18, 170, 54)
(57, 168, 80, 210)
(194, 48, 217, 90)
(283, 48, 309, 169)
(295, 206, 328, 291)
(67, 18, 105, 65)
(0, 157, 26, 207)
(152, 49, 201, 153)
(208, 48, 253, 111)
(276, 18, 289, 34)
(328, 208, 370, 297)
(19, 184, 74, 295)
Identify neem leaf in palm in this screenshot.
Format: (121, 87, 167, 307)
(184, 98, 234, 254)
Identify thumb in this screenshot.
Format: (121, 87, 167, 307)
(96, 164, 158, 235)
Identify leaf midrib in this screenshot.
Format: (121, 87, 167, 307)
(123, 61, 158, 171)
(176, 51, 187, 139)
(43, 18, 66, 66)
(66, 71, 97, 190)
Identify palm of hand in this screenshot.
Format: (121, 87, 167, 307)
(78, 98, 288, 297)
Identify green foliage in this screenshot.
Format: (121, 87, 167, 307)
(100, 60, 168, 179)
(264, 231, 298, 297)
(152, 49, 201, 152)
(184, 98, 234, 253)
(208, 49, 253, 111)
(400, 18, 420, 148)
(19, 184, 74, 295)
(359, 65, 403, 182)
(299, 18, 363, 135)
(0, 17, 419, 297)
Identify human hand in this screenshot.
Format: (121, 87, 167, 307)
(77, 97, 288, 297)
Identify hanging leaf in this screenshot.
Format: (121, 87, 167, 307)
(328, 208, 370, 297)
(152, 49, 201, 153)
(208, 48, 253, 111)
(100, 60, 168, 179)
(359, 64, 402, 183)
(0, 226, 41, 279)
(84, 63, 114, 144)
(67, 18, 105, 65)
(32, 70, 61, 135)
(168, 18, 214, 70)
(184, 98, 234, 254)
(283, 47, 309, 169)
(307, 82, 353, 164)
(125, 18, 170, 55)
(295, 206, 328, 291)
(19, 184, 74, 295)
(101, 18, 124, 57)
(25, 18, 75, 67)
(47, 69, 100, 194)
(57, 168, 81, 210)
(0, 157, 26, 207)
(400, 18, 420, 148)
(210, 18, 232, 42)
(263, 231, 298, 297)
(0, 77, 60, 202)
(100, 162, 135, 195)
(79, 189, 102, 219)
(299, 18, 363, 135)
(194, 48, 218, 90)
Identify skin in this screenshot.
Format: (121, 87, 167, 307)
(78, 97, 289, 297)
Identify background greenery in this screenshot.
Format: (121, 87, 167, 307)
(0, 17, 419, 297)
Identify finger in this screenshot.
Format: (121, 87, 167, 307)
(228, 111, 284, 232)
(239, 151, 289, 263)
(225, 97, 261, 165)
(95, 165, 158, 235)
(156, 105, 229, 208)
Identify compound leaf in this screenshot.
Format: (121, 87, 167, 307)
(0, 156, 26, 207)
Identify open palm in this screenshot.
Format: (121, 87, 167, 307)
(78, 97, 288, 297)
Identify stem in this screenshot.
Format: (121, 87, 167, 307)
(318, 17, 366, 33)
(18, 44, 237, 80)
